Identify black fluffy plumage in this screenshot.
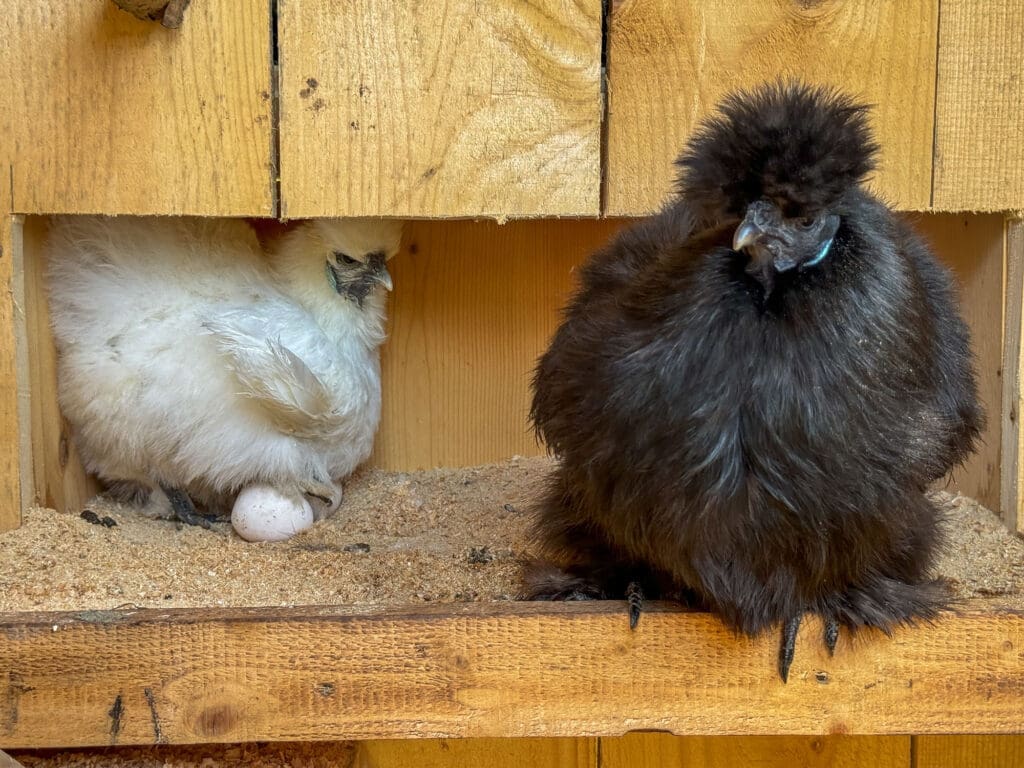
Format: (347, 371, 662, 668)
(525, 81, 983, 680)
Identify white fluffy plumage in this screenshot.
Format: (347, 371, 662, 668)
(47, 215, 402, 521)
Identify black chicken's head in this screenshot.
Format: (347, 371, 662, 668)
(675, 80, 879, 291)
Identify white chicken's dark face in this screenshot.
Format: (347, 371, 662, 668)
(325, 249, 393, 308)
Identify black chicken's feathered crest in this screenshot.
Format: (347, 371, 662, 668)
(676, 80, 880, 220)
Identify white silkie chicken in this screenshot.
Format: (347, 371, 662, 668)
(46, 216, 401, 535)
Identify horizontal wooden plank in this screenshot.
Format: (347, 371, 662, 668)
(933, 0, 1024, 211)
(605, 0, 940, 215)
(0, 0, 272, 216)
(277, 0, 602, 217)
(600, 733, 911, 768)
(0, 602, 1021, 748)
(916, 735, 1024, 767)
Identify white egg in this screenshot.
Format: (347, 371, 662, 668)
(231, 485, 315, 542)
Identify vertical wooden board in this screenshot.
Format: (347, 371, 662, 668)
(0, 1, 272, 216)
(372, 218, 624, 470)
(20, 218, 99, 513)
(605, 0, 939, 215)
(914, 214, 1006, 511)
(278, 0, 602, 218)
(917, 735, 1024, 767)
(1003, 220, 1023, 533)
(599, 733, 911, 767)
(933, 1, 1024, 211)
(355, 738, 596, 768)
(0, 211, 20, 530)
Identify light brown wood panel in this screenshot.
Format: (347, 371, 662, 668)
(0, 603, 1021, 748)
(278, 0, 602, 218)
(917, 735, 1024, 767)
(372, 219, 623, 470)
(915, 214, 1005, 511)
(0, 211, 20, 531)
(0, 0, 272, 216)
(354, 738, 596, 768)
(605, 0, 939, 215)
(600, 733, 910, 768)
(933, 1, 1024, 211)
(1003, 219, 1023, 533)
(19, 218, 100, 514)
(372, 215, 1007, 500)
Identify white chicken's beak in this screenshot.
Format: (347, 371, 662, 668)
(377, 267, 393, 292)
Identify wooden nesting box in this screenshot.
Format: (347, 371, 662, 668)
(1, 0, 1023, 761)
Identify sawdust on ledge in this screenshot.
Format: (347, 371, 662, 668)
(0, 456, 1022, 612)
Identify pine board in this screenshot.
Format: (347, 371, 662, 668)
(933, 0, 1024, 211)
(605, 0, 940, 215)
(0, 603, 1022, 748)
(354, 738, 596, 768)
(600, 733, 911, 768)
(916, 735, 1024, 767)
(0, 0, 272, 216)
(277, 0, 602, 218)
(919, 214, 1006, 511)
(372, 218, 623, 470)
(0, 210, 19, 531)
(1003, 220, 1023, 532)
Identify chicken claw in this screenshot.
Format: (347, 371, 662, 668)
(160, 484, 217, 529)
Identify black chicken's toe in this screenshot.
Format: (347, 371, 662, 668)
(778, 616, 802, 683)
(823, 617, 840, 656)
(626, 581, 645, 630)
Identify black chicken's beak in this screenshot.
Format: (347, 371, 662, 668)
(733, 199, 793, 271)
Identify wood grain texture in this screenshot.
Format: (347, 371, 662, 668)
(354, 738, 596, 768)
(917, 214, 1006, 510)
(605, 0, 940, 215)
(0, 602, 1021, 748)
(371, 215, 1006, 487)
(277, 0, 602, 218)
(0, 0, 272, 216)
(600, 733, 910, 768)
(0, 208, 20, 530)
(917, 735, 1024, 767)
(933, 1, 1024, 211)
(372, 219, 622, 470)
(1003, 220, 1023, 532)
(20, 218, 99, 513)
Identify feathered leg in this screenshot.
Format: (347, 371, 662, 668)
(160, 484, 217, 529)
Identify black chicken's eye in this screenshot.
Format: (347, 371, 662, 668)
(798, 217, 816, 229)
(335, 252, 357, 265)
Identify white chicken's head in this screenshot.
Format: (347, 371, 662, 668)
(274, 218, 404, 309)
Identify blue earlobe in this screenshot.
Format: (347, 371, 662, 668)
(804, 236, 834, 269)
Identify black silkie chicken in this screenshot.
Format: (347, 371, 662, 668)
(525, 81, 983, 681)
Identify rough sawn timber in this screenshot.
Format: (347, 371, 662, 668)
(0, 602, 1022, 748)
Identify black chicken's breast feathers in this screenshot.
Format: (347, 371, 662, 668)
(676, 80, 880, 221)
(529, 190, 981, 636)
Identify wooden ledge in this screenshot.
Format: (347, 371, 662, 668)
(1, 602, 1022, 748)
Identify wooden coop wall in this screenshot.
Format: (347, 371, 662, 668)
(12, 213, 1011, 517)
(1, 0, 1023, 761)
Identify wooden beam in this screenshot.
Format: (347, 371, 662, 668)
(1003, 219, 1023, 532)
(0, 1, 272, 216)
(600, 733, 911, 768)
(0, 209, 21, 531)
(277, 0, 602, 217)
(1, 602, 1021, 748)
(933, 0, 1024, 211)
(605, 0, 940, 215)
